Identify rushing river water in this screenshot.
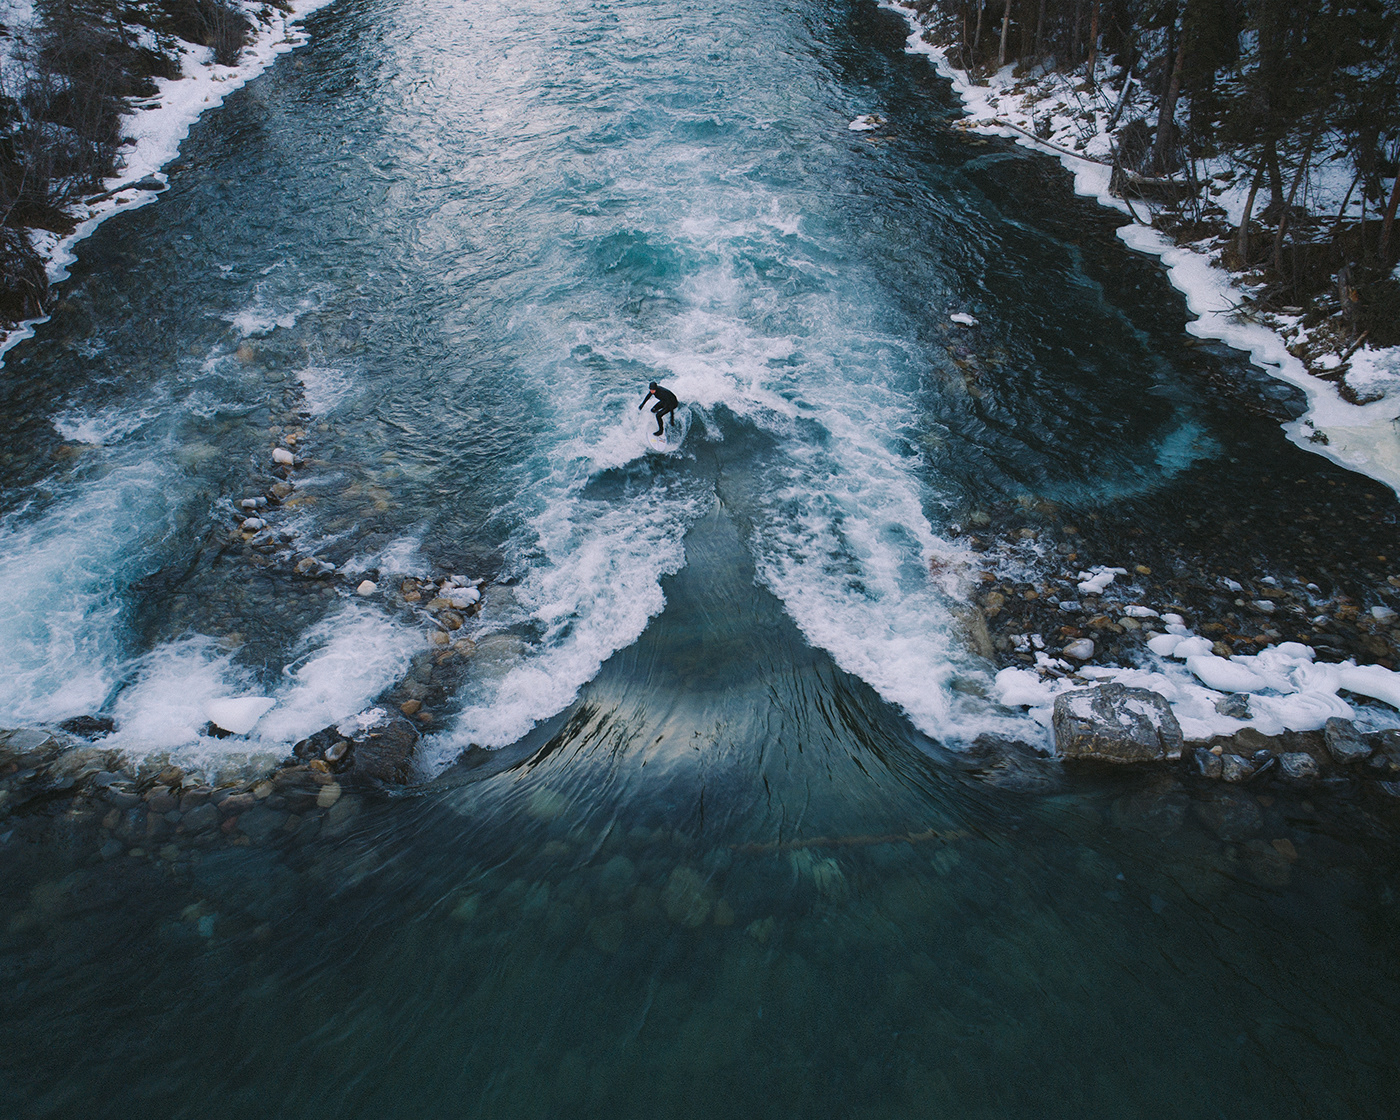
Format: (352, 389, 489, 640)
(2, 0, 1400, 1115)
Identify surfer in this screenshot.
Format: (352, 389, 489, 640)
(638, 380, 679, 437)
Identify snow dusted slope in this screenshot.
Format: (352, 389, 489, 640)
(886, 1, 1400, 498)
(0, 0, 337, 364)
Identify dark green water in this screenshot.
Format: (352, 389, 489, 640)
(2, 0, 1399, 1115)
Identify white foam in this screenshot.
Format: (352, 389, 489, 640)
(52, 405, 157, 447)
(0, 460, 180, 726)
(103, 604, 420, 774)
(431, 483, 705, 758)
(297, 364, 356, 415)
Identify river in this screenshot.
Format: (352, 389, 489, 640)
(1, 0, 1398, 1115)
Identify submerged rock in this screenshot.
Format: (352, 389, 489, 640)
(661, 867, 713, 928)
(1193, 791, 1263, 840)
(1053, 684, 1183, 763)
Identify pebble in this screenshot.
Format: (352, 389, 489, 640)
(356, 580, 378, 596)
(316, 782, 342, 809)
(241, 518, 267, 531)
(324, 741, 349, 762)
(1062, 638, 1095, 660)
(272, 448, 295, 465)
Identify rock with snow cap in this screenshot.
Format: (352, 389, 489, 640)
(1052, 683, 1183, 764)
(204, 696, 275, 736)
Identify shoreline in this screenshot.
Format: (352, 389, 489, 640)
(885, 1, 1400, 499)
(0, 0, 337, 368)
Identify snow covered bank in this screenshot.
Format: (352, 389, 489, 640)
(887, 1, 1400, 498)
(0, 0, 336, 365)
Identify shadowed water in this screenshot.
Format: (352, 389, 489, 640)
(1, 0, 1399, 1116)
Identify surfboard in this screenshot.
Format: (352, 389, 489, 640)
(645, 405, 690, 453)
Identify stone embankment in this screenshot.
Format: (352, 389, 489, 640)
(0, 726, 367, 869)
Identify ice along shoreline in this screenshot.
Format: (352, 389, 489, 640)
(886, 1, 1400, 499)
(0, 0, 338, 368)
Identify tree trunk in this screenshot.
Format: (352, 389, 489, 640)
(1380, 170, 1400, 264)
(1264, 140, 1284, 213)
(1236, 164, 1263, 265)
(1086, 0, 1101, 81)
(973, 0, 985, 69)
(1273, 125, 1320, 276)
(1331, 170, 1362, 240)
(1107, 63, 1134, 130)
(1034, 0, 1047, 62)
(1072, 0, 1084, 65)
(998, 0, 1011, 69)
(1152, 25, 1186, 173)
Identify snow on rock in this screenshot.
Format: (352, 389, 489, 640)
(1336, 663, 1400, 711)
(848, 114, 885, 131)
(1251, 690, 1354, 732)
(445, 587, 480, 608)
(1169, 636, 1213, 660)
(1185, 655, 1266, 693)
(1147, 633, 1185, 657)
(995, 667, 1057, 710)
(1076, 566, 1127, 595)
(205, 696, 276, 735)
(1123, 605, 1159, 618)
(949, 312, 979, 327)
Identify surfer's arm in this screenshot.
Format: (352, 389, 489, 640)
(638, 390, 654, 410)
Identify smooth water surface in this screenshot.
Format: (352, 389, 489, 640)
(2, 0, 1399, 1116)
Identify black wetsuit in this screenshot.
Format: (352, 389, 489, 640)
(639, 385, 679, 435)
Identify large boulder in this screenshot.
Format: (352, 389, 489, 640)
(1053, 684, 1183, 764)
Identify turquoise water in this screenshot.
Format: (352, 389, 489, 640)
(2, 0, 1399, 1115)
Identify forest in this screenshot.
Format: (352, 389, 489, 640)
(0, 1, 263, 322)
(907, 0, 1400, 347)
